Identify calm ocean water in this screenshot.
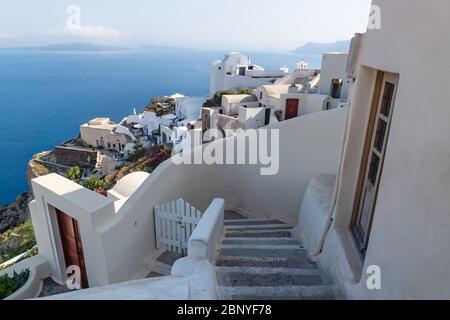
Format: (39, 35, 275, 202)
(0, 49, 321, 205)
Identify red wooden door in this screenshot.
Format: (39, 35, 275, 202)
(285, 99, 299, 120)
(56, 209, 89, 288)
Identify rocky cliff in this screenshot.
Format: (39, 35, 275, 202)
(0, 192, 33, 234)
(0, 152, 52, 234)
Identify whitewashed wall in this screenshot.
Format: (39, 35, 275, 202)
(318, 53, 350, 99)
(318, 0, 450, 299)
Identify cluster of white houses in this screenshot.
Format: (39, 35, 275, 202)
(79, 51, 349, 156)
(2, 0, 449, 300)
(204, 52, 349, 141)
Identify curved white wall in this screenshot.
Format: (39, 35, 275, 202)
(98, 108, 347, 284)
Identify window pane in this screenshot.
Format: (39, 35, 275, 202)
(380, 82, 395, 117)
(374, 119, 387, 152)
(368, 153, 380, 185)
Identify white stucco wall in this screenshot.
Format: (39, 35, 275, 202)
(175, 96, 206, 121)
(318, 53, 350, 100)
(222, 95, 259, 116)
(316, 0, 450, 299)
(210, 52, 287, 97)
(80, 126, 129, 151)
(239, 107, 266, 129)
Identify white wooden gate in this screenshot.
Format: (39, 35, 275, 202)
(154, 199, 203, 255)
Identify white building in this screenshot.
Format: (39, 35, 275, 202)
(202, 94, 263, 141)
(254, 84, 329, 121)
(122, 111, 161, 137)
(80, 118, 135, 152)
(318, 53, 351, 109)
(173, 94, 205, 122)
(5, 0, 450, 300)
(250, 53, 349, 124)
(122, 94, 205, 151)
(210, 52, 288, 98)
(221, 94, 259, 116)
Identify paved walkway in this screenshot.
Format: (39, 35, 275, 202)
(215, 211, 341, 300)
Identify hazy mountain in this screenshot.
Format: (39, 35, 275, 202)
(0, 42, 129, 52)
(293, 40, 351, 54)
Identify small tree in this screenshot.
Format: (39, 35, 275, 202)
(67, 166, 82, 181)
(83, 177, 107, 191)
(128, 141, 145, 162)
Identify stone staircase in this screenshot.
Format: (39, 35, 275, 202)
(215, 212, 341, 300)
(142, 250, 184, 278)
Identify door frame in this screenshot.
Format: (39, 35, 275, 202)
(56, 209, 89, 288)
(351, 71, 399, 256)
(264, 108, 271, 126)
(285, 98, 299, 120)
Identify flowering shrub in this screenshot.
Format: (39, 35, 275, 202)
(95, 189, 108, 197)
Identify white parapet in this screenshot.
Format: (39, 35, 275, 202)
(293, 173, 336, 254)
(187, 198, 225, 262)
(0, 254, 52, 300)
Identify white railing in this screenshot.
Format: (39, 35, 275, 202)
(154, 199, 203, 255)
(187, 198, 225, 262)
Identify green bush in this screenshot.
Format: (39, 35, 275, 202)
(0, 269, 30, 300)
(82, 177, 107, 191)
(67, 166, 82, 181)
(128, 141, 145, 162)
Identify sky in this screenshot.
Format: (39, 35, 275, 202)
(0, 0, 372, 51)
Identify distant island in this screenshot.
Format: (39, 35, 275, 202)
(293, 40, 350, 54)
(0, 42, 198, 53)
(0, 42, 129, 52)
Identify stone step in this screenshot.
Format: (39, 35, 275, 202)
(146, 271, 164, 278)
(142, 250, 183, 276)
(225, 230, 292, 238)
(217, 285, 338, 300)
(216, 213, 339, 300)
(218, 247, 307, 259)
(216, 256, 318, 269)
(218, 271, 326, 287)
(142, 259, 171, 276)
(222, 238, 303, 246)
(220, 244, 304, 250)
(224, 211, 249, 220)
(216, 266, 328, 287)
(224, 224, 293, 231)
(216, 266, 322, 275)
(224, 219, 285, 226)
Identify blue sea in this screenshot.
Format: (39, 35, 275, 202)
(0, 49, 321, 205)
